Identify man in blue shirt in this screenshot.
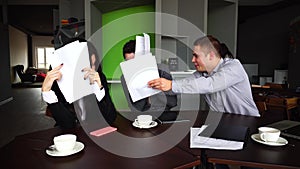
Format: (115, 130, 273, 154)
(148, 35, 259, 117)
(148, 34, 260, 169)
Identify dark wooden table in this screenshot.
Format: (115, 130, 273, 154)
(0, 114, 199, 169)
(204, 112, 300, 169)
(2, 110, 300, 169)
(168, 111, 300, 169)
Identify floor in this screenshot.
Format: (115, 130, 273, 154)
(0, 88, 55, 148)
(11, 82, 43, 88)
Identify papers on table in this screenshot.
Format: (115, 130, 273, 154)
(120, 53, 161, 102)
(49, 40, 93, 103)
(190, 126, 244, 150)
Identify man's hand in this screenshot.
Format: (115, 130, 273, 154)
(148, 78, 172, 91)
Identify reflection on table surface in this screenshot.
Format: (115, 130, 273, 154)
(0, 112, 199, 169)
(1, 110, 300, 169)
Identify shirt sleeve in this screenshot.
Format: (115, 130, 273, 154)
(92, 83, 105, 101)
(42, 90, 58, 104)
(172, 60, 245, 94)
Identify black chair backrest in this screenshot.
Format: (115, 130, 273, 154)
(14, 65, 25, 75)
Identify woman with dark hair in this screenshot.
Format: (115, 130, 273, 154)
(42, 39, 117, 129)
(148, 35, 259, 117)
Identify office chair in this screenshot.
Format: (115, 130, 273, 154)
(14, 65, 36, 83)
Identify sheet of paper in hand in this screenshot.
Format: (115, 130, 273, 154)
(120, 53, 161, 102)
(135, 33, 150, 56)
(49, 40, 93, 103)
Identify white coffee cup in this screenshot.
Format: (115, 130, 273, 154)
(135, 115, 152, 126)
(53, 134, 77, 152)
(258, 127, 280, 142)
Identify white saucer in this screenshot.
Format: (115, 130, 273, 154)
(132, 121, 158, 129)
(251, 134, 288, 146)
(46, 141, 84, 157)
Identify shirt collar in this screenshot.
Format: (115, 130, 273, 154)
(208, 58, 224, 76)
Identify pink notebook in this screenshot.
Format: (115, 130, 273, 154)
(90, 126, 117, 137)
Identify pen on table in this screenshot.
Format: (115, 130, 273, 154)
(161, 119, 190, 124)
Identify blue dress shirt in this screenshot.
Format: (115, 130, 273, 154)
(172, 58, 260, 117)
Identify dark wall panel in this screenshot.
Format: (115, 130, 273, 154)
(237, 4, 300, 88)
(0, 23, 12, 103)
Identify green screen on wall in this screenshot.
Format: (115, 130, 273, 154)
(102, 5, 155, 80)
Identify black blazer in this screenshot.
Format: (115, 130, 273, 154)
(48, 39, 118, 129)
(120, 66, 177, 113)
(48, 65, 117, 129)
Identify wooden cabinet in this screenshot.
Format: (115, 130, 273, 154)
(252, 86, 299, 119)
(265, 97, 298, 120)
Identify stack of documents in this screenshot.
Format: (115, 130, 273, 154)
(120, 33, 161, 102)
(135, 33, 150, 56)
(49, 40, 93, 103)
(120, 53, 160, 102)
(190, 126, 244, 150)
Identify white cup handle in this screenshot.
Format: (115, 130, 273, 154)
(260, 133, 267, 142)
(134, 119, 139, 123)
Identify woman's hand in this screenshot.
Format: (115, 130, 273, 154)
(82, 67, 102, 88)
(42, 64, 63, 92)
(148, 78, 172, 91)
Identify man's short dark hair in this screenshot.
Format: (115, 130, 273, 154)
(122, 40, 136, 59)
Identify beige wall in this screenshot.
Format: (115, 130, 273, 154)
(9, 25, 28, 83)
(9, 26, 53, 83)
(32, 35, 54, 70)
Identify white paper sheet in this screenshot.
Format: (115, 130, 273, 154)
(135, 33, 150, 56)
(49, 40, 93, 103)
(135, 35, 144, 55)
(190, 126, 244, 150)
(143, 33, 150, 54)
(120, 53, 161, 102)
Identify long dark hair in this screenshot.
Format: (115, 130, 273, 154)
(86, 41, 101, 69)
(193, 35, 234, 59)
